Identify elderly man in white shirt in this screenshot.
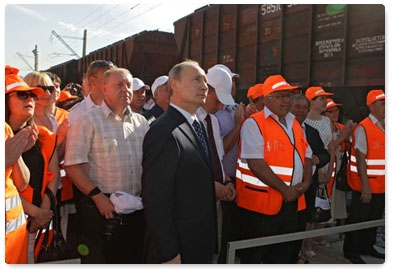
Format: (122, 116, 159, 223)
(65, 68, 149, 264)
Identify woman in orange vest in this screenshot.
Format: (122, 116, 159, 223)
(5, 67, 40, 264)
(5, 123, 29, 264)
(323, 98, 353, 227)
(5, 66, 59, 263)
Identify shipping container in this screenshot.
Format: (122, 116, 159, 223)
(174, 4, 385, 122)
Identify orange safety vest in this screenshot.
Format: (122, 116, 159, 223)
(18, 126, 57, 203)
(347, 117, 385, 193)
(55, 106, 69, 125)
(327, 122, 344, 197)
(54, 107, 73, 202)
(236, 112, 308, 215)
(5, 123, 28, 264)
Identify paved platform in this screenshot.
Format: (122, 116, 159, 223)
(307, 233, 385, 264)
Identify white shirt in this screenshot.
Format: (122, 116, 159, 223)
(354, 114, 385, 155)
(65, 103, 149, 195)
(68, 94, 101, 125)
(170, 103, 197, 127)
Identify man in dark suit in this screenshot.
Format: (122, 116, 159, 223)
(142, 60, 217, 264)
(291, 94, 331, 263)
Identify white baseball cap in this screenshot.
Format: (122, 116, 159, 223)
(212, 64, 239, 78)
(207, 66, 235, 105)
(151, 75, 168, 95)
(133, 77, 150, 91)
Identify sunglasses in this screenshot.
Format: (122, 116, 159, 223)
(89, 60, 114, 68)
(37, 85, 55, 94)
(10, 91, 39, 101)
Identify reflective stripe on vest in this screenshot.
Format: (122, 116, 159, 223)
(327, 160, 337, 197)
(347, 117, 385, 193)
(349, 155, 386, 176)
(236, 159, 292, 186)
(331, 161, 336, 178)
(5, 194, 26, 233)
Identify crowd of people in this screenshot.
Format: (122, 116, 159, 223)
(4, 59, 385, 264)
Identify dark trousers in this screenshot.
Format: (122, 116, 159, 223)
(343, 191, 385, 256)
(217, 200, 242, 263)
(239, 201, 298, 264)
(75, 188, 145, 264)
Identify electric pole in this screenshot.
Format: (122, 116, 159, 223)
(32, 45, 38, 71)
(83, 29, 87, 57)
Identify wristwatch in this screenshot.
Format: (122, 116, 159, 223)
(88, 186, 101, 197)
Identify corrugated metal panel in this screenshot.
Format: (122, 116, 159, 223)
(174, 4, 384, 89)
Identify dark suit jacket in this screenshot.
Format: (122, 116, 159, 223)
(142, 106, 217, 264)
(142, 104, 164, 125)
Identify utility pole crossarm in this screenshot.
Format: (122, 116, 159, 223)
(51, 30, 81, 59)
(16, 52, 34, 71)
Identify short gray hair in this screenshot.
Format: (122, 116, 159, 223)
(293, 93, 310, 108)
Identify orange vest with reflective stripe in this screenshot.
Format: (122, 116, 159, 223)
(236, 112, 308, 215)
(347, 117, 385, 193)
(5, 123, 28, 264)
(18, 126, 56, 202)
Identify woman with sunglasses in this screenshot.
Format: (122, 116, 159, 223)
(5, 67, 59, 263)
(23, 72, 57, 130)
(24, 71, 68, 161)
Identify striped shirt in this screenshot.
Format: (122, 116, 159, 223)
(64, 102, 149, 196)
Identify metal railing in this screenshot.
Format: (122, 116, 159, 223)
(226, 219, 385, 263)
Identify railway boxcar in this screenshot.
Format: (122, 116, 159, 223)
(174, 4, 385, 122)
(47, 30, 180, 89)
(46, 59, 79, 89)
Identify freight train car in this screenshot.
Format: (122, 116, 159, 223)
(47, 30, 180, 89)
(174, 4, 385, 122)
(46, 59, 79, 89)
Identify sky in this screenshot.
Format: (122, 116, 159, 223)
(3, 2, 208, 75)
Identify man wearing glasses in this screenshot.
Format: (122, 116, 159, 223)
(235, 74, 313, 263)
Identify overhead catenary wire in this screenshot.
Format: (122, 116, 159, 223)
(12, 4, 196, 71)
(49, 4, 145, 62)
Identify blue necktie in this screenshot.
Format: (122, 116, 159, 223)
(192, 120, 209, 158)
